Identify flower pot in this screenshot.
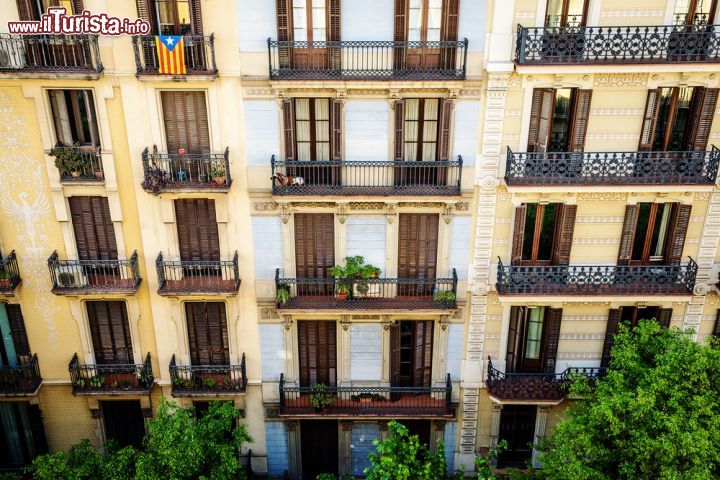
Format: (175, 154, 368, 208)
(71, 171, 81, 178)
(0, 279, 9, 288)
(94, 170, 103, 179)
(335, 292, 349, 301)
(212, 176, 226, 185)
(359, 397, 373, 404)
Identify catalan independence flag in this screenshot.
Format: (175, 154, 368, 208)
(155, 35, 186, 75)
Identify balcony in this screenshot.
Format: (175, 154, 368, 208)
(505, 147, 720, 186)
(275, 269, 458, 310)
(132, 35, 217, 76)
(0, 34, 102, 75)
(496, 258, 698, 296)
(0, 354, 41, 397)
(141, 148, 231, 193)
(48, 251, 141, 295)
(0, 251, 21, 295)
(169, 354, 247, 397)
(279, 373, 453, 417)
(268, 39, 468, 80)
(69, 352, 154, 395)
(516, 24, 720, 65)
(50, 145, 104, 182)
(271, 156, 462, 196)
(156, 252, 240, 296)
(486, 358, 604, 402)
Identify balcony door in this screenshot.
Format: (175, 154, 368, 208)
(297, 320, 337, 387)
(69, 197, 118, 261)
(294, 213, 335, 295)
(136, 0, 204, 70)
(497, 405, 536, 468)
(397, 214, 438, 296)
(48, 90, 99, 147)
(544, 0, 588, 28)
(174, 199, 220, 263)
(161, 91, 210, 155)
(275, 0, 340, 70)
(601, 307, 671, 367)
(390, 320, 433, 388)
(527, 88, 592, 154)
(301, 421, 338, 479)
(674, 0, 718, 25)
(393, 0, 459, 71)
(101, 401, 145, 448)
(185, 302, 229, 365)
(86, 301, 133, 365)
(0, 304, 30, 368)
(0, 402, 48, 470)
(618, 203, 690, 265)
(511, 203, 576, 266)
(506, 306, 562, 374)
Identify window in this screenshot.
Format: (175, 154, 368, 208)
(68, 196, 117, 261)
(408, 0, 442, 42)
(673, 0, 717, 25)
(86, 301, 133, 364)
(524, 307, 545, 360)
(292, 0, 326, 42)
(185, 302, 230, 365)
(390, 321, 433, 388)
(0, 402, 47, 469)
(297, 320, 337, 387)
(506, 306, 562, 374)
(295, 98, 330, 161)
(620, 306, 661, 328)
(618, 203, 691, 265)
(521, 203, 559, 264)
(17, 0, 75, 21)
(527, 88, 592, 153)
(631, 203, 673, 263)
(101, 401, 145, 448)
(654, 87, 696, 151)
(544, 0, 588, 28)
(161, 91, 210, 154)
(0, 304, 31, 368)
(155, 0, 191, 35)
(48, 90, 99, 147)
(404, 99, 439, 161)
(602, 307, 671, 367)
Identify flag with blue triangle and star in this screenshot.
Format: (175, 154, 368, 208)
(155, 35, 186, 75)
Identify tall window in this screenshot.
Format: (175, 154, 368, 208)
(408, 0, 442, 42)
(403, 99, 439, 161)
(48, 90, 99, 147)
(0, 402, 47, 469)
(506, 306, 562, 374)
(155, 0, 191, 35)
(527, 88, 592, 153)
(17, 0, 75, 21)
(86, 301, 133, 365)
(512, 203, 577, 266)
(293, 0, 326, 42)
(673, 0, 717, 25)
(295, 98, 330, 161)
(631, 203, 672, 263)
(544, 0, 588, 27)
(618, 203, 691, 265)
(523, 307, 544, 360)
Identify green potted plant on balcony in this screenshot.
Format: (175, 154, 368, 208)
(89, 375, 105, 389)
(141, 167, 170, 196)
(310, 383, 333, 412)
(351, 392, 386, 404)
(433, 291, 456, 307)
(210, 163, 227, 185)
(276, 285, 291, 306)
(0, 270, 10, 289)
(50, 144, 90, 178)
(74, 378, 86, 389)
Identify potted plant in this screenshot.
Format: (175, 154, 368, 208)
(433, 291, 456, 306)
(203, 378, 217, 389)
(89, 375, 105, 389)
(335, 284, 350, 301)
(310, 383, 333, 412)
(74, 378, 86, 389)
(351, 392, 386, 403)
(141, 166, 169, 196)
(276, 285, 291, 305)
(50, 144, 91, 178)
(210, 163, 227, 185)
(0, 271, 9, 288)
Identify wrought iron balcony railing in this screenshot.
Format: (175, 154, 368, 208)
(169, 354, 247, 396)
(50, 145, 104, 182)
(268, 39, 468, 80)
(156, 252, 240, 295)
(0, 250, 21, 294)
(271, 156, 463, 196)
(132, 34, 217, 75)
(0, 354, 41, 396)
(516, 23, 720, 64)
(141, 147, 231, 192)
(48, 251, 141, 295)
(279, 373, 453, 416)
(0, 34, 102, 73)
(69, 352, 154, 395)
(486, 358, 605, 401)
(275, 268, 458, 310)
(505, 147, 720, 186)
(496, 258, 698, 296)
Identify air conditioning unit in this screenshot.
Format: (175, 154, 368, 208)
(353, 280, 381, 298)
(0, 46, 26, 70)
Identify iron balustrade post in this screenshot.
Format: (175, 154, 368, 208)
(279, 373, 285, 411)
(462, 38, 468, 78)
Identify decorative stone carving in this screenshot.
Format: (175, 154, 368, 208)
(337, 204, 347, 224)
(290, 202, 337, 208)
(479, 176, 500, 191)
(347, 89, 390, 96)
(352, 315, 380, 320)
(694, 192, 711, 200)
(385, 204, 397, 224)
(454, 201, 470, 211)
(472, 283, 490, 296)
(381, 316, 395, 330)
(397, 202, 444, 208)
(594, 73, 647, 87)
(340, 315, 351, 331)
(253, 202, 279, 212)
(439, 315, 450, 331)
(340, 420, 353, 431)
(265, 407, 280, 419)
(282, 315, 293, 330)
(693, 283, 710, 296)
(508, 72, 522, 88)
(284, 420, 297, 431)
(260, 307, 278, 319)
(349, 202, 385, 210)
(577, 192, 627, 201)
(279, 204, 290, 224)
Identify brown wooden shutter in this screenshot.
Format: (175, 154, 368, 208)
(568, 90, 592, 153)
(438, 99, 454, 161)
(87, 301, 133, 365)
(397, 214, 439, 280)
(136, 0, 157, 33)
(161, 91, 210, 154)
(48, 90, 74, 146)
(390, 324, 401, 385)
(413, 320, 434, 387)
(511, 205, 527, 264)
(688, 88, 719, 151)
(441, 0, 460, 41)
(505, 306, 522, 373)
(328, 0, 341, 68)
(617, 204, 640, 265)
(282, 99, 296, 161)
(297, 321, 337, 387)
(666, 204, 691, 265)
(5, 304, 31, 359)
(16, 0, 40, 20)
(601, 308, 622, 368)
(190, 0, 203, 35)
(553, 204, 577, 266)
(658, 308, 673, 329)
(713, 310, 720, 337)
(294, 214, 335, 279)
(542, 308, 562, 374)
(69, 197, 118, 261)
(174, 199, 221, 262)
(527, 89, 554, 152)
(276, 0, 292, 41)
(331, 99, 343, 161)
(526, 90, 543, 152)
(394, 0, 408, 42)
(70, 0, 84, 15)
(638, 89, 660, 151)
(394, 100, 405, 161)
(185, 302, 229, 365)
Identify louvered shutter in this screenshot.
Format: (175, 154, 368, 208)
(328, 0, 341, 69)
(553, 204, 577, 266)
(16, 0, 40, 20)
(638, 90, 660, 151)
(276, 0, 292, 67)
(135, 0, 156, 28)
(5, 305, 30, 359)
(658, 308, 673, 328)
(190, 0, 203, 35)
(185, 302, 230, 365)
(297, 321, 336, 387)
(331, 99, 343, 161)
(438, 99, 454, 161)
(569, 90, 592, 152)
(69, 197, 118, 261)
(536, 89, 555, 153)
(526, 90, 543, 152)
(390, 325, 401, 386)
(666, 204, 691, 265)
(413, 320, 434, 387)
(394, 100, 405, 161)
(440, 0, 459, 67)
(397, 214, 439, 281)
(174, 199, 221, 262)
(601, 308, 622, 368)
(27, 405, 49, 456)
(505, 306, 522, 373)
(282, 99, 296, 161)
(689, 88, 718, 151)
(393, 0, 408, 69)
(511, 205, 527, 264)
(48, 91, 74, 146)
(83, 91, 100, 147)
(294, 214, 335, 279)
(713, 310, 720, 337)
(617, 204, 640, 265)
(542, 308, 562, 374)
(70, 0, 84, 15)
(87, 301, 133, 365)
(161, 91, 210, 154)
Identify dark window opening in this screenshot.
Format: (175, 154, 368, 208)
(403, 98, 441, 162)
(630, 203, 674, 264)
(48, 90, 99, 147)
(673, 0, 718, 25)
(0, 402, 47, 469)
(101, 401, 145, 449)
(620, 306, 661, 329)
(521, 203, 559, 264)
(497, 405, 536, 468)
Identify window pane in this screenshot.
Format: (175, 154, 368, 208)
(404, 100, 420, 161)
(524, 307, 545, 360)
(566, 0, 586, 24)
(177, 0, 191, 34)
(549, 89, 572, 152)
(545, 0, 564, 27)
(668, 87, 693, 151)
(522, 204, 537, 260)
(312, 1, 326, 41)
(537, 203, 557, 260)
(631, 203, 652, 261)
(427, 0, 442, 41)
(293, 0, 307, 42)
(650, 204, 672, 259)
(652, 88, 674, 151)
(408, 0, 423, 41)
(156, 0, 175, 35)
(295, 99, 311, 160)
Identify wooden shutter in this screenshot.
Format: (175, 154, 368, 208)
(658, 308, 673, 329)
(617, 204, 640, 265)
(568, 90, 592, 153)
(505, 306, 522, 373)
(527, 89, 554, 153)
(394, 100, 405, 161)
(713, 310, 720, 337)
(601, 308, 622, 368)
(5, 305, 30, 359)
(331, 99, 343, 161)
(688, 88, 719, 151)
(70, 0, 84, 14)
(135, 0, 157, 33)
(390, 324, 401, 386)
(294, 214, 335, 279)
(553, 204, 577, 266)
(542, 308, 562, 374)
(174, 199, 221, 262)
(394, 0, 408, 42)
(185, 302, 229, 365)
(328, 0, 341, 68)
(413, 320, 434, 387)
(397, 214, 439, 280)
(190, 0, 203, 35)
(87, 301, 133, 364)
(282, 99, 296, 161)
(666, 204, 691, 265)
(511, 205, 527, 264)
(161, 91, 210, 154)
(48, 91, 73, 146)
(297, 321, 337, 387)
(69, 197, 118, 261)
(638, 90, 660, 151)
(441, 0, 460, 41)
(438, 99, 454, 161)
(276, 0, 292, 41)
(16, 0, 40, 20)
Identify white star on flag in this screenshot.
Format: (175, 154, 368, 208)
(165, 37, 174, 45)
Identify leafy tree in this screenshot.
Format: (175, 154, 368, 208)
(536, 320, 720, 480)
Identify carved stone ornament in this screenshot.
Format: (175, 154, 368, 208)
(594, 73, 647, 87)
(381, 316, 395, 330)
(290, 202, 337, 208)
(454, 201, 470, 211)
(397, 202, 444, 208)
(349, 202, 385, 210)
(340, 315, 351, 331)
(254, 202, 279, 212)
(340, 420, 353, 431)
(265, 407, 280, 419)
(479, 176, 499, 191)
(693, 283, 710, 296)
(284, 420, 298, 431)
(260, 307, 278, 319)
(577, 192, 627, 201)
(282, 315, 293, 330)
(439, 315, 450, 331)
(337, 204, 347, 224)
(472, 283, 490, 296)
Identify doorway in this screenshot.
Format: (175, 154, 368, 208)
(497, 405, 537, 468)
(300, 420, 338, 479)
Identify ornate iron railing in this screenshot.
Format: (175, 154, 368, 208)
(0, 34, 102, 73)
(169, 354, 247, 396)
(69, 352, 153, 395)
(50, 145, 104, 182)
(279, 373, 453, 416)
(516, 23, 720, 64)
(0, 250, 21, 294)
(496, 258, 698, 295)
(505, 147, 720, 186)
(141, 147, 231, 191)
(268, 39, 468, 80)
(270, 156, 463, 196)
(486, 358, 604, 401)
(132, 34, 217, 75)
(48, 251, 141, 294)
(156, 252, 240, 295)
(0, 354, 41, 396)
(275, 268, 458, 310)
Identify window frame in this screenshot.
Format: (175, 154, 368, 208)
(544, 0, 589, 27)
(154, 0, 192, 35)
(403, 98, 441, 162)
(630, 203, 674, 265)
(48, 89, 100, 147)
(520, 203, 560, 266)
(293, 98, 331, 161)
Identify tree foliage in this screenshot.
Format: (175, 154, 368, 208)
(27, 398, 251, 480)
(536, 320, 720, 480)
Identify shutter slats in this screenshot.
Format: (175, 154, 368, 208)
(617, 204, 640, 265)
(69, 197, 118, 261)
(294, 214, 334, 279)
(569, 90, 592, 152)
(87, 301, 133, 365)
(190, 0, 203, 36)
(601, 308, 622, 368)
(282, 99, 296, 161)
(438, 99, 453, 161)
(658, 308, 673, 329)
(511, 205, 527, 264)
(639, 89, 660, 151)
(397, 214, 438, 282)
(16, 0, 40, 20)
(536, 89, 555, 153)
(331, 99, 343, 161)
(297, 321, 336, 387)
(185, 302, 229, 365)
(554, 204, 577, 266)
(543, 308, 562, 374)
(666, 204, 691, 265)
(161, 91, 210, 154)
(394, 0, 408, 42)
(691, 88, 718, 151)
(527, 90, 543, 152)
(6, 305, 30, 359)
(713, 310, 720, 337)
(505, 306, 521, 373)
(390, 325, 401, 386)
(441, 0, 459, 41)
(175, 199, 220, 262)
(394, 100, 405, 161)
